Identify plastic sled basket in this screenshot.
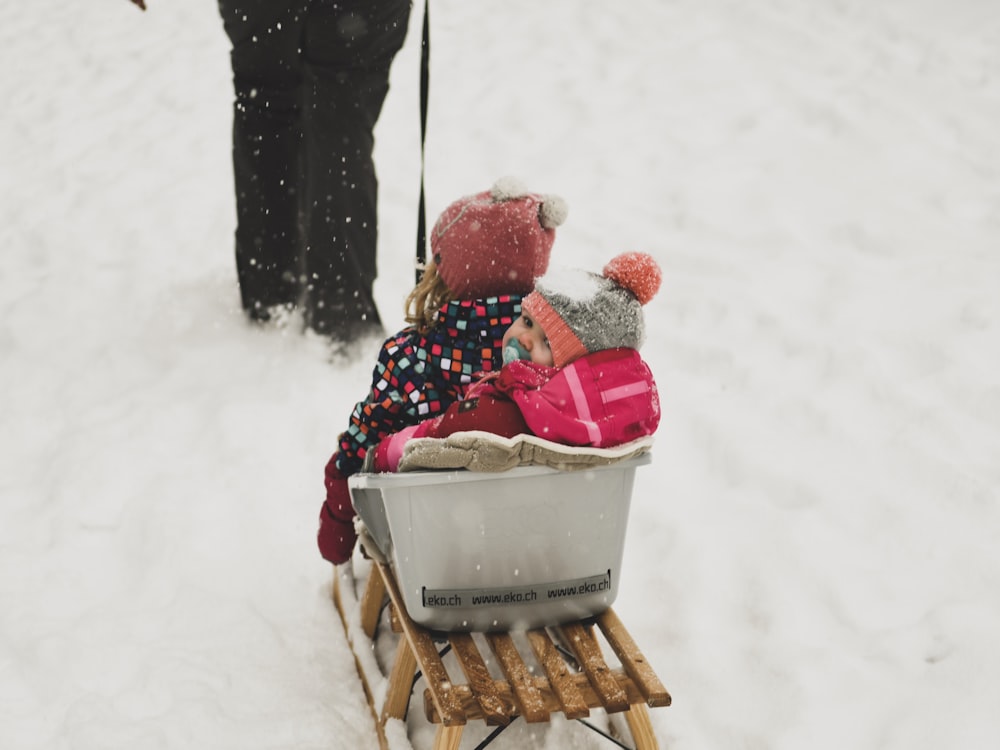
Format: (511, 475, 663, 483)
(348, 453, 651, 632)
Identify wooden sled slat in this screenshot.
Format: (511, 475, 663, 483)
(526, 627, 590, 720)
(596, 608, 672, 707)
(485, 632, 550, 723)
(449, 633, 510, 726)
(558, 621, 631, 713)
(425, 670, 654, 724)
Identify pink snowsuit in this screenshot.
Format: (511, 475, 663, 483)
(375, 347, 660, 471)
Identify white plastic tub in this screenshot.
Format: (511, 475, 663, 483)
(348, 454, 650, 632)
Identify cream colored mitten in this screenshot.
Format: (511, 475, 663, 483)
(397, 431, 523, 472)
(515, 434, 653, 471)
(397, 431, 653, 473)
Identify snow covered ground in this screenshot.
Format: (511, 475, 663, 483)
(2, 0, 999, 748)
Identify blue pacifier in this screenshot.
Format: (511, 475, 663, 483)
(502, 338, 531, 365)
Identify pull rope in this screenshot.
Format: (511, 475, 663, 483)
(415, 0, 430, 283)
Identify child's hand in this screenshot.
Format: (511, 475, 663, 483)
(494, 359, 557, 392)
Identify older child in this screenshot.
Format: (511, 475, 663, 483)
(318, 178, 568, 564)
(367, 252, 663, 473)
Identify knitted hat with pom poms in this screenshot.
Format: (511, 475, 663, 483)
(521, 252, 662, 367)
(431, 177, 569, 299)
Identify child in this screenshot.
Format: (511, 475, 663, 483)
(318, 178, 568, 564)
(367, 252, 663, 473)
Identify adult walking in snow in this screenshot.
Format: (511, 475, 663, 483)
(128, 0, 412, 345)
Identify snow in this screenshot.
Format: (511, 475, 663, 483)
(536, 265, 606, 305)
(2, 0, 999, 748)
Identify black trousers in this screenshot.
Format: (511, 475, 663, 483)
(218, 0, 411, 338)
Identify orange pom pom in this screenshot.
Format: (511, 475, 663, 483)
(603, 252, 662, 305)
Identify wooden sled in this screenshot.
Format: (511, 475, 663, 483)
(333, 557, 671, 750)
(335, 449, 670, 748)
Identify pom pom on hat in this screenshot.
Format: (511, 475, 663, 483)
(521, 252, 662, 367)
(489, 177, 569, 230)
(489, 176, 529, 201)
(603, 252, 662, 305)
(539, 194, 569, 229)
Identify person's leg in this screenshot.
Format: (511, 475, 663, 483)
(299, 0, 412, 340)
(219, 0, 309, 320)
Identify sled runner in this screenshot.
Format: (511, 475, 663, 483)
(334, 443, 670, 749)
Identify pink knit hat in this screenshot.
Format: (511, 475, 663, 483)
(431, 177, 568, 299)
(522, 252, 662, 368)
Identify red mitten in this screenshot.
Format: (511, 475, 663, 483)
(317, 455, 356, 565)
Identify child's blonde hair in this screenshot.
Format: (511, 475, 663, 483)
(404, 259, 455, 333)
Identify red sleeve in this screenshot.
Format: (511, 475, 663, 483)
(422, 392, 529, 439)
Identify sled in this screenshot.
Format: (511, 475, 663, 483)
(334, 452, 671, 749)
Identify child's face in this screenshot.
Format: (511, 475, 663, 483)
(502, 312, 554, 367)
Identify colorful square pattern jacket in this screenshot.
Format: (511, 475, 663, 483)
(332, 295, 522, 475)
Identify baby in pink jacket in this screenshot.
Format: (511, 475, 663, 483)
(370, 252, 662, 472)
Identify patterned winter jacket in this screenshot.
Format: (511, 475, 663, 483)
(334, 295, 522, 474)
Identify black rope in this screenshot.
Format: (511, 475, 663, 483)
(576, 718, 634, 750)
(415, 0, 430, 282)
(554, 641, 578, 667)
(472, 720, 514, 749)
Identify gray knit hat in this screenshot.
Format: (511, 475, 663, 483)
(521, 252, 662, 368)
